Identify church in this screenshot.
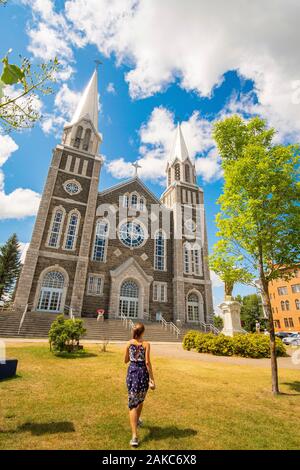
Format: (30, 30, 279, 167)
(14, 70, 214, 326)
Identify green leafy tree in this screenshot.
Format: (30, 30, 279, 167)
(0, 233, 21, 301)
(213, 115, 300, 394)
(0, 51, 59, 131)
(238, 294, 265, 332)
(213, 315, 224, 330)
(209, 239, 254, 298)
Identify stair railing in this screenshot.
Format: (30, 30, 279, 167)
(64, 305, 75, 321)
(160, 316, 181, 338)
(120, 313, 135, 330)
(18, 302, 33, 335)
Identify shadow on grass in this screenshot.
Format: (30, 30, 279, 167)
(2, 421, 76, 436)
(53, 351, 98, 359)
(282, 381, 300, 394)
(143, 425, 197, 443)
(0, 373, 22, 383)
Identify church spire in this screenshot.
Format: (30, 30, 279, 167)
(70, 69, 99, 131)
(169, 122, 189, 162)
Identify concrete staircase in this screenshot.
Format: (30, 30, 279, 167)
(0, 311, 183, 342)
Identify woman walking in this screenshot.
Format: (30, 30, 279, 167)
(125, 322, 155, 447)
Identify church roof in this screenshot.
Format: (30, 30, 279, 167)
(98, 176, 165, 206)
(69, 70, 99, 131)
(169, 123, 190, 162)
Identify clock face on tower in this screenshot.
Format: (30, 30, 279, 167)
(119, 220, 145, 248)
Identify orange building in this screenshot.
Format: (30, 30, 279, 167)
(269, 267, 300, 332)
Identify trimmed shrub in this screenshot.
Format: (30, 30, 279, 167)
(194, 333, 215, 353)
(182, 330, 199, 350)
(49, 315, 86, 353)
(182, 330, 286, 358)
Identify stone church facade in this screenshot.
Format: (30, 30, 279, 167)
(14, 70, 214, 325)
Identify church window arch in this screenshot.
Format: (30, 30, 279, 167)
(82, 128, 92, 151)
(74, 126, 83, 148)
(47, 206, 66, 248)
(130, 193, 138, 209)
(185, 164, 190, 183)
(295, 299, 300, 310)
(186, 291, 204, 323)
(154, 230, 166, 271)
(140, 197, 145, 211)
(175, 163, 180, 181)
(92, 219, 109, 262)
(64, 209, 80, 251)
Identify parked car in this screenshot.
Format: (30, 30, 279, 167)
(275, 332, 294, 340)
(282, 333, 300, 345)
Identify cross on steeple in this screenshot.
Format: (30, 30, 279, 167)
(132, 161, 142, 177)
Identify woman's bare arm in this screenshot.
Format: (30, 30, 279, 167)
(124, 342, 130, 364)
(145, 342, 154, 381)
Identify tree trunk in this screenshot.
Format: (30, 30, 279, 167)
(261, 280, 279, 394)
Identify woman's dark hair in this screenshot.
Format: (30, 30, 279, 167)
(133, 322, 145, 339)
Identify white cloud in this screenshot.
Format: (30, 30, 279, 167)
(210, 270, 224, 289)
(107, 106, 221, 184)
(0, 134, 41, 220)
(62, 0, 300, 140)
(41, 83, 81, 135)
(106, 82, 116, 94)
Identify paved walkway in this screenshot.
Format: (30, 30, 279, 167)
(2, 337, 299, 370)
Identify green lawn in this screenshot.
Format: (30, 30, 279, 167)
(0, 343, 299, 450)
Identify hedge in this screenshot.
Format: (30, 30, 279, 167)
(182, 330, 286, 358)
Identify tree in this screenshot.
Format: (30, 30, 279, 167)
(0, 51, 59, 131)
(213, 115, 300, 394)
(213, 315, 224, 330)
(238, 294, 265, 332)
(209, 239, 254, 298)
(0, 234, 21, 301)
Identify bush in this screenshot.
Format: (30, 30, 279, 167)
(49, 315, 86, 353)
(182, 330, 286, 358)
(182, 330, 199, 350)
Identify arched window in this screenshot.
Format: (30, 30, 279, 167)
(119, 280, 139, 318)
(154, 231, 166, 271)
(74, 126, 83, 148)
(281, 300, 285, 311)
(168, 168, 171, 186)
(37, 271, 65, 312)
(191, 244, 202, 275)
(92, 219, 109, 262)
(140, 197, 145, 211)
(82, 128, 91, 151)
(187, 292, 204, 322)
(296, 299, 300, 310)
(184, 243, 190, 274)
(131, 193, 138, 209)
(285, 300, 290, 311)
(48, 208, 65, 248)
(64, 210, 79, 250)
(123, 194, 129, 208)
(175, 163, 180, 181)
(185, 164, 190, 182)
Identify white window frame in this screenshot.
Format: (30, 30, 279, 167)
(63, 179, 82, 196)
(63, 209, 80, 251)
(46, 205, 66, 249)
(183, 242, 202, 275)
(86, 273, 104, 296)
(154, 230, 167, 271)
(92, 219, 109, 262)
(153, 282, 168, 302)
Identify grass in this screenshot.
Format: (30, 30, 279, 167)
(0, 342, 300, 450)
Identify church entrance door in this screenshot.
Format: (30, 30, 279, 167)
(119, 280, 139, 318)
(37, 271, 65, 313)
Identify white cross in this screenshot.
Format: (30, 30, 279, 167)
(132, 161, 142, 177)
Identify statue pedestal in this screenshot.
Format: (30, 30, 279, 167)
(218, 300, 245, 337)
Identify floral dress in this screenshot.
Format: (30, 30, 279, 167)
(126, 343, 149, 410)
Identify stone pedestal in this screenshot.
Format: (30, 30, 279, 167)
(218, 300, 245, 337)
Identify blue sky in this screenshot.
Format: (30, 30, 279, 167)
(1, 0, 299, 309)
